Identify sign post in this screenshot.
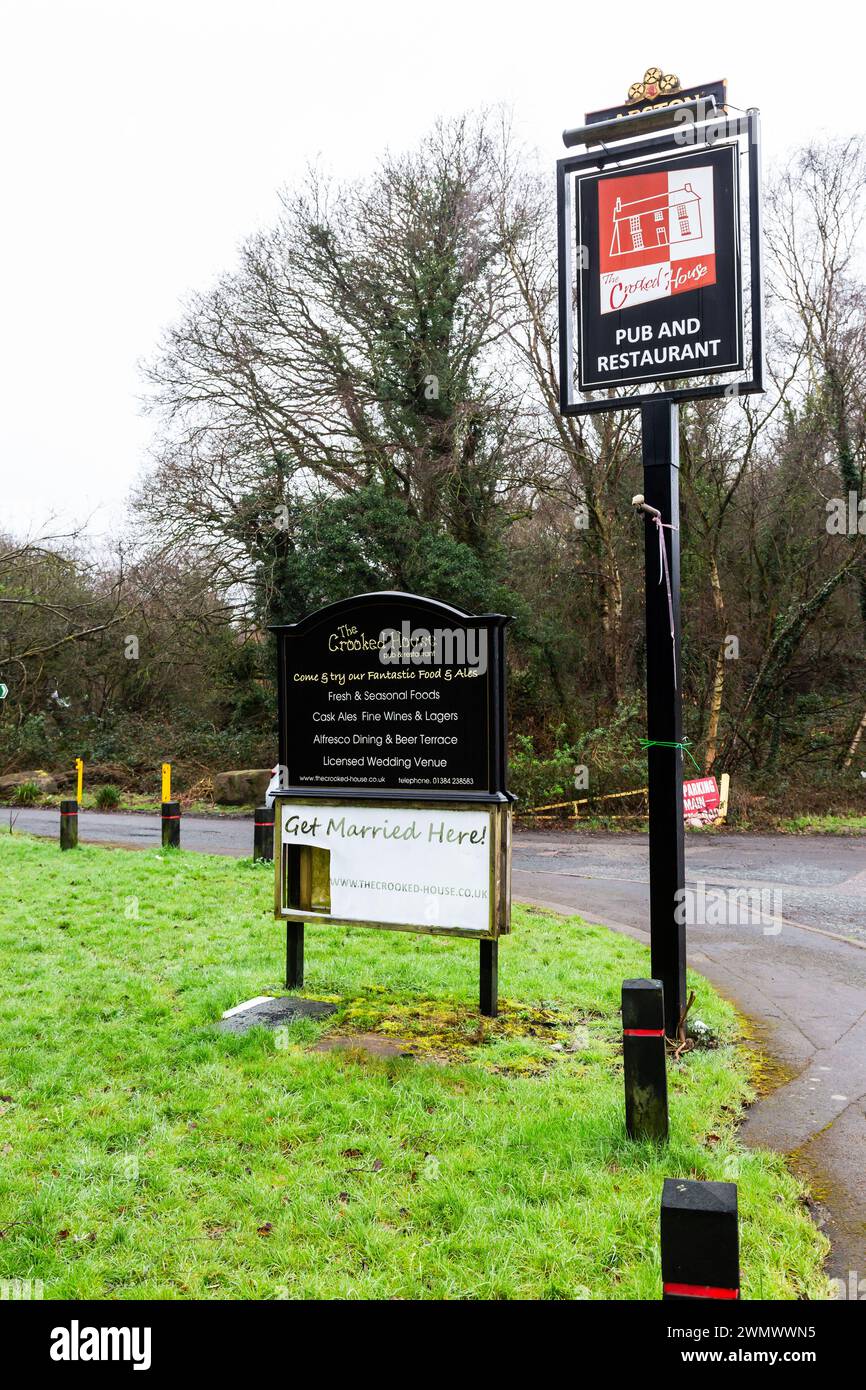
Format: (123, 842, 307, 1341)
(557, 74, 764, 1036)
(271, 592, 513, 1015)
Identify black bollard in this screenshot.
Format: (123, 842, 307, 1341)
(254, 804, 274, 862)
(161, 800, 181, 849)
(622, 978, 668, 1141)
(661, 1178, 740, 1300)
(286, 922, 304, 989)
(60, 799, 78, 850)
(480, 938, 498, 1018)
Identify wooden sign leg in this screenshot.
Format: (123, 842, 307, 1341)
(480, 938, 498, 1018)
(286, 922, 304, 990)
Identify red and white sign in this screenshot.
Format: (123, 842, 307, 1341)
(599, 164, 716, 315)
(683, 776, 720, 824)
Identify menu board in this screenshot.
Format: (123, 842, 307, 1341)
(273, 592, 510, 800)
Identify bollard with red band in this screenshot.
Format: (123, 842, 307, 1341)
(60, 799, 79, 851)
(253, 804, 274, 862)
(661, 1178, 740, 1300)
(161, 800, 181, 849)
(622, 978, 668, 1141)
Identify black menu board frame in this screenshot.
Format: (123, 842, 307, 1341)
(271, 591, 512, 803)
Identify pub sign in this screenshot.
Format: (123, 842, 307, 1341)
(576, 143, 743, 391)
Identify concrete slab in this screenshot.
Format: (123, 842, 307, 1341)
(216, 996, 336, 1034)
(221, 995, 273, 1018)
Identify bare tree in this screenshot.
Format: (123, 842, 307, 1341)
(490, 128, 639, 705)
(766, 138, 866, 762)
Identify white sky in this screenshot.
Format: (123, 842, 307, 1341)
(2, 0, 863, 539)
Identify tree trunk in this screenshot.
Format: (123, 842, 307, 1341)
(704, 552, 726, 771)
(842, 704, 866, 769)
(721, 553, 861, 769)
(826, 363, 866, 635)
(596, 518, 624, 706)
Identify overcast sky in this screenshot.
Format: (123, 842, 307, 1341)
(3, 0, 863, 539)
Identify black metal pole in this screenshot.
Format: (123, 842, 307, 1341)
(479, 938, 498, 1018)
(286, 922, 304, 990)
(642, 401, 686, 1039)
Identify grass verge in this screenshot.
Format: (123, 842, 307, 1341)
(0, 835, 829, 1300)
(781, 814, 866, 834)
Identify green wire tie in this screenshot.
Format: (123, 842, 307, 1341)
(639, 738, 702, 773)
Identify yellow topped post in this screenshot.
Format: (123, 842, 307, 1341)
(161, 763, 171, 802)
(75, 757, 84, 803)
(717, 772, 731, 824)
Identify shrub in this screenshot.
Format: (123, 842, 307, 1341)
(12, 781, 42, 806)
(508, 703, 646, 810)
(94, 785, 121, 810)
(509, 733, 580, 809)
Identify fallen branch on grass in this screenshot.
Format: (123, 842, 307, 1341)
(667, 989, 696, 1059)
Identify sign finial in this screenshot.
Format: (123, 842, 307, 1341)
(627, 67, 681, 104)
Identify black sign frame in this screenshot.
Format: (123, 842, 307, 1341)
(271, 591, 512, 804)
(557, 109, 764, 416)
(576, 143, 743, 391)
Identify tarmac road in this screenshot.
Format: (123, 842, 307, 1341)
(7, 806, 255, 855)
(9, 807, 866, 1281)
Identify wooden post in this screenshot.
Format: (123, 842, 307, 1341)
(286, 922, 304, 990)
(642, 400, 687, 1039)
(254, 805, 274, 862)
(622, 978, 668, 1141)
(717, 772, 731, 823)
(661, 1178, 740, 1300)
(480, 938, 498, 1018)
(60, 799, 78, 850)
(161, 800, 180, 849)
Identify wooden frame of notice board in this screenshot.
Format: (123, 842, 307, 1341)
(274, 797, 512, 942)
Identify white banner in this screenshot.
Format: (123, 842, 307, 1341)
(280, 802, 492, 933)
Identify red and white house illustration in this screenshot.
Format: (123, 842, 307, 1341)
(609, 183, 703, 256)
(598, 164, 716, 315)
